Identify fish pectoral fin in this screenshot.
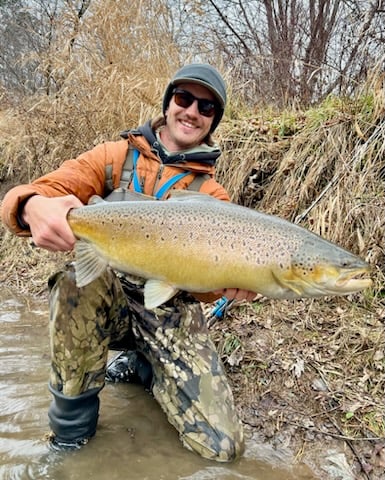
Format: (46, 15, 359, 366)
(271, 270, 305, 297)
(144, 279, 179, 309)
(74, 240, 108, 288)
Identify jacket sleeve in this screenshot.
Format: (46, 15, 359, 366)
(1, 141, 127, 236)
(199, 177, 230, 201)
(191, 291, 223, 303)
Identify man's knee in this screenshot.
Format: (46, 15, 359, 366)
(48, 264, 76, 291)
(181, 425, 244, 462)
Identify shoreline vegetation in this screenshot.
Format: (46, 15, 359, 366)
(1, 55, 384, 479)
(1, 76, 384, 478)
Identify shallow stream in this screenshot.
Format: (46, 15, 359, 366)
(0, 289, 317, 479)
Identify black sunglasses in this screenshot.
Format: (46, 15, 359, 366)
(172, 88, 218, 117)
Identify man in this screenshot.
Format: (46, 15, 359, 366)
(1, 64, 254, 462)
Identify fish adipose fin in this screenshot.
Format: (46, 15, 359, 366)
(87, 195, 107, 205)
(74, 240, 109, 288)
(144, 279, 179, 309)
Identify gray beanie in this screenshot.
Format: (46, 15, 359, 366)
(162, 63, 227, 132)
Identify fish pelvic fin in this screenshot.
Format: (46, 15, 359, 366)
(74, 240, 108, 288)
(144, 279, 179, 309)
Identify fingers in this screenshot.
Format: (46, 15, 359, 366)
(33, 222, 76, 251)
(214, 288, 257, 302)
(225, 288, 255, 301)
(23, 195, 83, 251)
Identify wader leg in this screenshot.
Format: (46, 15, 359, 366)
(47, 385, 102, 451)
(47, 264, 133, 448)
(48, 268, 243, 460)
(120, 285, 244, 463)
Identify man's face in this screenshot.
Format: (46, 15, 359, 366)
(161, 83, 216, 151)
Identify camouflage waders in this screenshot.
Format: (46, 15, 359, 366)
(48, 263, 244, 461)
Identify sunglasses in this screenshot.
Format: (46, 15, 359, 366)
(172, 88, 218, 117)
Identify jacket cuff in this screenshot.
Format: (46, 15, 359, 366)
(16, 195, 36, 230)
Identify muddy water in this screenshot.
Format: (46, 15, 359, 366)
(0, 289, 317, 480)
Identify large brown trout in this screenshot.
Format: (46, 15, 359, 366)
(67, 192, 372, 309)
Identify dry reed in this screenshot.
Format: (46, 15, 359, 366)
(0, 5, 384, 475)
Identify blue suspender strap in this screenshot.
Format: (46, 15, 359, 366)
(155, 171, 191, 199)
(132, 149, 142, 193)
(131, 148, 190, 198)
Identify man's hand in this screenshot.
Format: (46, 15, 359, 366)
(22, 194, 83, 251)
(214, 288, 256, 302)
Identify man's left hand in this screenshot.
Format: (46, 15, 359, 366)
(214, 288, 256, 302)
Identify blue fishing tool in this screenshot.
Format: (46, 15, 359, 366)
(208, 296, 234, 326)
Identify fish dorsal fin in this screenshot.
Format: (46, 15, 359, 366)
(167, 190, 219, 202)
(144, 279, 179, 309)
(74, 240, 108, 287)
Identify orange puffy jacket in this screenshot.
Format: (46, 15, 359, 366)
(1, 130, 230, 237)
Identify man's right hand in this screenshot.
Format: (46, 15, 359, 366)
(22, 195, 84, 251)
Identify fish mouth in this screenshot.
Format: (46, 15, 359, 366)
(275, 264, 372, 298)
(335, 267, 372, 292)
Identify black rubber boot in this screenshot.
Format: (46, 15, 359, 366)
(47, 384, 102, 451)
(105, 351, 153, 390)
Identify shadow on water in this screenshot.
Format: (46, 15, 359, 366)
(0, 289, 317, 480)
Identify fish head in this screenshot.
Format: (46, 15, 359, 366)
(288, 261, 372, 297)
(273, 240, 373, 298)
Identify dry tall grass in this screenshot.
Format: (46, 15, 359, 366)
(0, 4, 384, 475)
(217, 72, 385, 285)
(0, 0, 183, 183)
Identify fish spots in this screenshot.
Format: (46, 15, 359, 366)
(67, 195, 371, 300)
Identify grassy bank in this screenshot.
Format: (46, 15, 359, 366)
(1, 71, 384, 478)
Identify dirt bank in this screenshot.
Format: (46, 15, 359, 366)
(1, 222, 384, 480)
